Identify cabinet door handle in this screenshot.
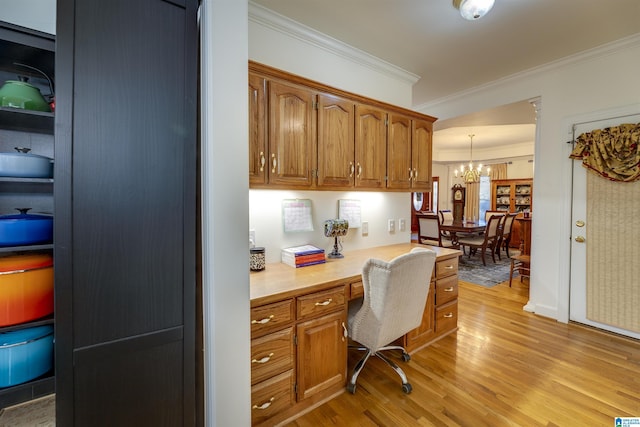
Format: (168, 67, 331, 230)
(252, 353, 274, 364)
(349, 162, 354, 177)
(408, 168, 413, 180)
(444, 287, 454, 292)
(259, 152, 265, 171)
(341, 321, 348, 339)
(251, 315, 274, 325)
(443, 313, 454, 318)
(413, 168, 418, 181)
(357, 163, 362, 178)
(315, 298, 332, 306)
(252, 397, 275, 410)
(271, 153, 277, 173)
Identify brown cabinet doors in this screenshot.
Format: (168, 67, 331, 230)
(411, 118, 433, 190)
(317, 94, 355, 188)
(249, 74, 267, 185)
(268, 80, 317, 187)
(355, 104, 387, 189)
(387, 113, 412, 189)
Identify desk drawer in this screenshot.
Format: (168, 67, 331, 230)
(435, 275, 458, 306)
(251, 326, 294, 385)
(350, 280, 363, 300)
(435, 256, 458, 279)
(251, 299, 294, 338)
(251, 370, 295, 426)
(297, 286, 346, 320)
(435, 299, 458, 334)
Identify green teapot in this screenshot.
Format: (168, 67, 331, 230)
(0, 63, 54, 112)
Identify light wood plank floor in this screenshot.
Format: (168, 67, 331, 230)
(286, 278, 640, 426)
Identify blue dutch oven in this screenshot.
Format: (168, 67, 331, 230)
(0, 325, 54, 387)
(0, 208, 53, 247)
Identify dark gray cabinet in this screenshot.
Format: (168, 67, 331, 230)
(55, 0, 199, 425)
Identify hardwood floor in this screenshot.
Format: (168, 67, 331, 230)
(285, 279, 640, 426)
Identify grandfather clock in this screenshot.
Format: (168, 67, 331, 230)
(452, 184, 465, 222)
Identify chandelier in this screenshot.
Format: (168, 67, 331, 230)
(452, 0, 495, 20)
(454, 134, 490, 183)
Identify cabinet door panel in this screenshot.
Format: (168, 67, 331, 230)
(249, 74, 267, 185)
(355, 105, 387, 189)
(404, 282, 435, 351)
(387, 113, 412, 189)
(412, 118, 433, 190)
(268, 81, 316, 187)
(296, 310, 347, 401)
(317, 94, 355, 188)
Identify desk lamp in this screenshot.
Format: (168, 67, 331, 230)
(324, 219, 349, 258)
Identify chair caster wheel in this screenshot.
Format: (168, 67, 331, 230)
(402, 382, 412, 394)
(347, 383, 357, 394)
(402, 352, 411, 362)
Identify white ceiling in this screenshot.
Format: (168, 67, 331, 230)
(251, 0, 640, 161)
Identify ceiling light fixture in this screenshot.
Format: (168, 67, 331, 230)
(454, 134, 490, 183)
(452, 0, 495, 20)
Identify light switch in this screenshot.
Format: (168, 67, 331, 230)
(361, 221, 369, 236)
(388, 219, 395, 232)
(399, 218, 406, 231)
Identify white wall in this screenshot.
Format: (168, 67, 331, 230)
(251, 190, 411, 263)
(0, 0, 56, 34)
(422, 35, 640, 321)
(201, 2, 251, 426)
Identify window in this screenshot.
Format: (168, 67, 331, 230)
(479, 176, 491, 221)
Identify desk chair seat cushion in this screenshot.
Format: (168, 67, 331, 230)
(348, 247, 436, 352)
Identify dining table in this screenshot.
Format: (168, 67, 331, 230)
(440, 219, 486, 246)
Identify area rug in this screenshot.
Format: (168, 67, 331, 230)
(457, 250, 517, 287)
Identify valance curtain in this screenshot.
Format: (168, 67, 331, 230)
(490, 163, 508, 181)
(569, 122, 640, 182)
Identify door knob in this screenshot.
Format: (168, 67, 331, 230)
(575, 220, 585, 227)
(575, 236, 585, 243)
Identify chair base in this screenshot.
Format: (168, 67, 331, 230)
(509, 254, 531, 287)
(347, 344, 413, 394)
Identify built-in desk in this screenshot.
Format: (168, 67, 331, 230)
(249, 243, 461, 426)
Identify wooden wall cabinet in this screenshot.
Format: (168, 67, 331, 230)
(387, 115, 433, 191)
(316, 94, 356, 188)
(248, 61, 437, 192)
(354, 104, 388, 189)
(492, 179, 533, 213)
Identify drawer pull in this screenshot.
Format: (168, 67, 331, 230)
(251, 315, 274, 325)
(252, 353, 274, 364)
(443, 313, 454, 318)
(341, 322, 348, 339)
(444, 265, 454, 270)
(444, 287, 454, 292)
(315, 298, 332, 306)
(252, 397, 275, 410)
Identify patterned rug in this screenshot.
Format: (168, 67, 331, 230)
(457, 249, 518, 287)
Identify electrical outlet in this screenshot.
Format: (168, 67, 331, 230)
(399, 218, 406, 232)
(249, 229, 256, 246)
(388, 219, 395, 232)
(361, 221, 369, 236)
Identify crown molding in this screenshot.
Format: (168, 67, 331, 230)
(248, 1, 420, 86)
(416, 32, 640, 113)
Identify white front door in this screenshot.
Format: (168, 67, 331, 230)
(569, 113, 640, 339)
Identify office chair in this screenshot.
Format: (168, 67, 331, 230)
(347, 247, 436, 394)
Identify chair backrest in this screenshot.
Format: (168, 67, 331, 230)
(501, 213, 518, 235)
(485, 214, 503, 239)
(439, 210, 453, 223)
(349, 248, 437, 351)
(484, 210, 506, 223)
(417, 214, 441, 246)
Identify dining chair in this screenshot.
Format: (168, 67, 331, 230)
(417, 214, 455, 248)
(498, 213, 518, 258)
(509, 254, 531, 286)
(347, 247, 436, 394)
(456, 214, 503, 265)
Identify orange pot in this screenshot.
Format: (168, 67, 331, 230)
(0, 253, 53, 327)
